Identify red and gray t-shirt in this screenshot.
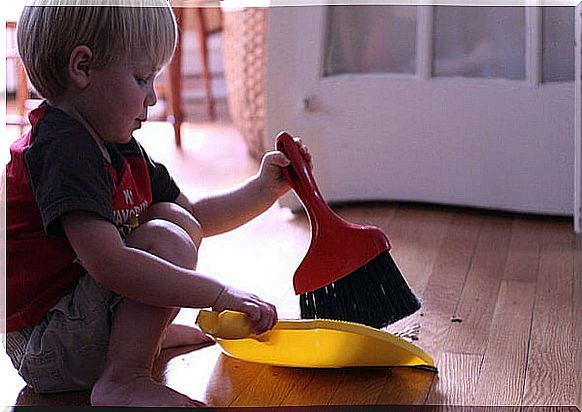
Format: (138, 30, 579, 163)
(6, 102, 180, 332)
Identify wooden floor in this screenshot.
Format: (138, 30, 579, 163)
(1, 119, 580, 409)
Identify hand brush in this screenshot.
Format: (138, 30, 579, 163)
(277, 131, 421, 329)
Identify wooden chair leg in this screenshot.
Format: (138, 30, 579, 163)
(194, 8, 216, 121)
(167, 7, 184, 146)
(166, 7, 220, 145)
(16, 59, 28, 133)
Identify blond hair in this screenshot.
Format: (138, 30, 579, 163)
(17, 0, 177, 98)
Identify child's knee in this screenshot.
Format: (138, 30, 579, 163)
(140, 202, 203, 248)
(125, 219, 198, 269)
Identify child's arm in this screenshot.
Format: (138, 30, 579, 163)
(176, 142, 311, 237)
(60, 210, 276, 333)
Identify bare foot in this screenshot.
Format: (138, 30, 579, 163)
(161, 323, 214, 349)
(91, 375, 206, 407)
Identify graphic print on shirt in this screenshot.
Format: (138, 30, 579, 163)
(108, 156, 152, 228)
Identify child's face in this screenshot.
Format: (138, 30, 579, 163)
(80, 56, 160, 144)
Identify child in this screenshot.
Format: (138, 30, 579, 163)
(5, 0, 311, 407)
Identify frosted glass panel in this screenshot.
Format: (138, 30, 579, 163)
(433, 6, 525, 80)
(542, 7, 574, 82)
(323, 6, 417, 76)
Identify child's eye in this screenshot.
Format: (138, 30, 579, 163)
(134, 76, 148, 86)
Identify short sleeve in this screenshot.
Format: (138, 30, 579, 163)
(128, 140, 181, 203)
(24, 116, 114, 237)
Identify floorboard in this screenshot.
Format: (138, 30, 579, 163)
(280, 369, 345, 407)
(522, 243, 576, 406)
(230, 366, 306, 407)
(472, 280, 535, 405)
(425, 352, 483, 405)
(328, 368, 388, 405)
(575, 237, 582, 411)
(376, 368, 435, 405)
(409, 211, 483, 357)
(443, 216, 513, 355)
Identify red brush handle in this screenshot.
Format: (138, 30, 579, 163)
(276, 131, 342, 227)
(276, 131, 391, 295)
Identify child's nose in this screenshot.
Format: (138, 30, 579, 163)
(146, 84, 158, 107)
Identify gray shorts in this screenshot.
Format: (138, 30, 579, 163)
(4, 274, 122, 394)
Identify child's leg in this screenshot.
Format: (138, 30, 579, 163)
(91, 219, 209, 407)
(138, 203, 209, 349)
(139, 202, 203, 247)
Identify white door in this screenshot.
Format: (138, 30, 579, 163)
(265, 5, 575, 216)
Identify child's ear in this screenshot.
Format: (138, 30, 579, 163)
(68, 45, 93, 89)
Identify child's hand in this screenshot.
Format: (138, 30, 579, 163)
(212, 285, 278, 335)
(257, 137, 312, 199)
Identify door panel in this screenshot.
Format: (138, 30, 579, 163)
(325, 6, 417, 75)
(433, 6, 525, 80)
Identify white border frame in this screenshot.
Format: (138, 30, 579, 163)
(575, 2, 581, 233)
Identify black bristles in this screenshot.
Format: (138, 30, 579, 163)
(299, 251, 421, 329)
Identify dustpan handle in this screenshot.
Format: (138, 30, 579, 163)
(276, 131, 339, 225)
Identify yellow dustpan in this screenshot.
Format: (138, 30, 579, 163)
(196, 310, 436, 371)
